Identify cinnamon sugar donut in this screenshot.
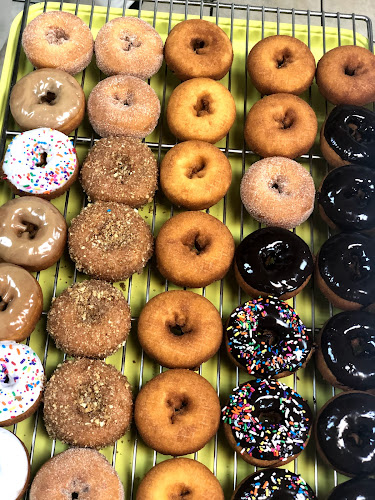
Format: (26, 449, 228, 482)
(87, 75, 160, 138)
(43, 358, 133, 449)
(244, 93, 318, 158)
(95, 16, 163, 80)
(22, 11, 94, 75)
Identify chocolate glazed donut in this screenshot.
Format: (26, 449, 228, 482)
(328, 477, 375, 500)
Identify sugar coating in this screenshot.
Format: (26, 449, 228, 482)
(0, 429, 29, 499)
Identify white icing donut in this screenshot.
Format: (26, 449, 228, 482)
(0, 428, 30, 499)
(2, 128, 77, 196)
(0, 341, 44, 424)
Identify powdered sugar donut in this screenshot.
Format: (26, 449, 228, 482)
(0, 428, 30, 500)
(2, 128, 78, 200)
(0, 341, 44, 426)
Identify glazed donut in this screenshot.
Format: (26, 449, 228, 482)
(160, 140, 232, 210)
(2, 128, 78, 199)
(80, 137, 157, 207)
(316, 391, 375, 476)
(0, 264, 43, 342)
(166, 78, 236, 143)
(10, 68, 85, 135)
(136, 458, 224, 500)
(68, 201, 153, 282)
(87, 75, 160, 138)
(43, 358, 133, 449)
(316, 232, 375, 310)
(247, 35, 316, 95)
(0, 341, 44, 426)
(316, 45, 375, 105)
(240, 157, 315, 229)
(328, 477, 375, 500)
(244, 93, 318, 158)
(316, 311, 375, 391)
(29, 448, 124, 500)
(164, 19, 233, 81)
(232, 469, 316, 500)
(94, 16, 163, 80)
(134, 369, 220, 455)
(0, 429, 30, 500)
(137, 290, 223, 369)
(155, 211, 235, 288)
(47, 280, 131, 359)
(234, 227, 314, 299)
(222, 378, 312, 467)
(226, 297, 312, 379)
(320, 105, 375, 168)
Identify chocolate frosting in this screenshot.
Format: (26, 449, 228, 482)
(235, 227, 313, 296)
(320, 311, 375, 391)
(324, 105, 375, 166)
(317, 392, 375, 476)
(328, 477, 375, 500)
(318, 164, 375, 232)
(318, 232, 375, 307)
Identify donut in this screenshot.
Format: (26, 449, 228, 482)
(136, 458, 224, 500)
(222, 378, 312, 467)
(0, 429, 30, 500)
(316, 45, 375, 105)
(43, 358, 133, 449)
(137, 290, 223, 369)
(134, 369, 220, 455)
(328, 477, 375, 500)
(318, 164, 375, 233)
(225, 297, 312, 379)
(316, 311, 375, 391)
(320, 105, 375, 168)
(29, 448, 124, 500)
(2, 128, 79, 200)
(47, 280, 131, 359)
(68, 201, 153, 282)
(155, 211, 235, 288)
(80, 137, 157, 207)
(315, 232, 375, 310)
(0, 341, 44, 426)
(87, 75, 160, 138)
(94, 16, 163, 80)
(244, 93, 318, 158)
(240, 157, 315, 229)
(160, 140, 232, 210)
(22, 11, 94, 75)
(316, 391, 375, 476)
(234, 227, 314, 299)
(231, 469, 317, 500)
(166, 77, 236, 143)
(247, 35, 316, 95)
(164, 19, 233, 81)
(0, 197, 67, 271)
(10, 68, 85, 135)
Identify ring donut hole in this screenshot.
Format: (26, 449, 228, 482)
(45, 26, 69, 45)
(269, 175, 289, 195)
(166, 393, 190, 424)
(350, 334, 373, 357)
(344, 63, 361, 77)
(113, 91, 134, 107)
(345, 247, 368, 281)
(182, 231, 210, 255)
(347, 120, 366, 143)
(39, 90, 58, 105)
(110, 154, 135, 181)
(17, 220, 39, 240)
(168, 320, 192, 337)
(77, 382, 106, 420)
(0, 288, 12, 312)
(258, 410, 283, 425)
(194, 94, 211, 117)
(275, 109, 295, 130)
(260, 241, 294, 271)
(275, 49, 293, 69)
(255, 316, 287, 347)
(186, 158, 206, 179)
(120, 33, 141, 52)
(190, 38, 206, 54)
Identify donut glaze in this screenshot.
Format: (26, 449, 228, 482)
(328, 477, 375, 500)
(0, 429, 30, 500)
(316, 391, 375, 476)
(234, 227, 313, 299)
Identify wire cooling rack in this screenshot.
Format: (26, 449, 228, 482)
(0, 1, 374, 498)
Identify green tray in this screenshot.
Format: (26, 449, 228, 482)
(0, 1, 372, 498)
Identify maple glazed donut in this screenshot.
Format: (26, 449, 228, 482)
(316, 45, 375, 105)
(134, 369, 220, 456)
(95, 16, 163, 80)
(247, 35, 316, 95)
(166, 78, 236, 143)
(0, 429, 30, 500)
(155, 211, 235, 288)
(244, 93, 318, 158)
(43, 358, 133, 449)
(87, 75, 160, 138)
(22, 11, 94, 75)
(164, 19, 233, 81)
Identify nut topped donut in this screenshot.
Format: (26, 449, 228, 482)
(164, 19, 233, 81)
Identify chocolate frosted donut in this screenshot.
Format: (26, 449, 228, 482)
(328, 477, 375, 500)
(318, 165, 375, 233)
(316, 232, 375, 310)
(316, 391, 375, 476)
(234, 227, 313, 299)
